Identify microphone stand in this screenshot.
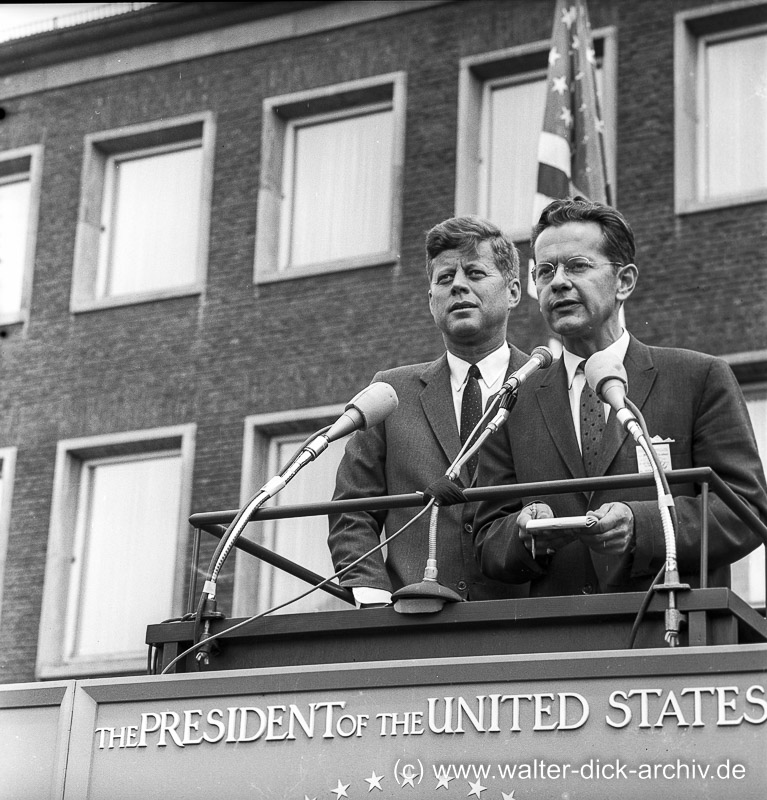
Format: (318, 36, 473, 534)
(392, 389, 521, 614)
(623, 398, 689, 646)
(192, 424, 336, 662)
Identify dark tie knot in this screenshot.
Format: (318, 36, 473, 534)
(467, 363, 482, 382)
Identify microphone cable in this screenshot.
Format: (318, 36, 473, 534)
(161, 498, 437, 675)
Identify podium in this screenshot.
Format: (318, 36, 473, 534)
(4, 469, 767, 799)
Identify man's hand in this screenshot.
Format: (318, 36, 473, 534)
(577, 502, 635, 555)
(518, 502, 576, 557)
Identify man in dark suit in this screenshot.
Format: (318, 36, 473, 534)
(473, 197, 767, 596)
(328, 216, 530, 606)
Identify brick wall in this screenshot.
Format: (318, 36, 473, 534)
(0, 0, 765, 682)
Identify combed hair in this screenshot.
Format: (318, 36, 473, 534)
(425, 215, 520, 285)
(530, 197, 636, 265)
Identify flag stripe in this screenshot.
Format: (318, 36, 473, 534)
(537, 162, 570, 199)
(537, 130, 571, 175)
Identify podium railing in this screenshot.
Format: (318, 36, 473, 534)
(186, 467, 767, 616)
(145, 467, 767, 674)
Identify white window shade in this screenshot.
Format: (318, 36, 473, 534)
(97, 144, 202, 298)
(257, 435, 347, 615)
(64, 453, 183, 660)
(0, 176, 31, 318)
(702, 31, 767, 201)
(283, 108, 393, 270)
(481, 78, 547, 237)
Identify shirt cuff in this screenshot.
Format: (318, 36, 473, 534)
(352, 587, 393, 607)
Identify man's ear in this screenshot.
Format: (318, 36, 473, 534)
(507, 279, 522, 309)
(616, 263, 638, 301)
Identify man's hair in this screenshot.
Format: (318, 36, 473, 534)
(425, 215, 520, 285)
(530, 196, 636, 265)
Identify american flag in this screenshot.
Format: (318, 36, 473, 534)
(533, 0, 611, 221)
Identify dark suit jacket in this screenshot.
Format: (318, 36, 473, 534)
(473, 336, 767, 596)
(328, 344, 530, 600)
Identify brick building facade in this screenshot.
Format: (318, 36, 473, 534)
(0, 0, 765, 684)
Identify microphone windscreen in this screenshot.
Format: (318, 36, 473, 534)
(531, 345, 554, 369)
(346, 382, 399, 429)
(584, 350, 627, 396)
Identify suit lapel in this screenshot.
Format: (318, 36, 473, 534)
(419, 355, 462, 474)
(536, 359, 587, 479)
(594, 336, 657, 477)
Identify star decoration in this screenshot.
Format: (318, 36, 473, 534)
(332, 780, 350, 799)
(571, 34, 581, 50)
(548, 46, 561, 66)
(468, 779, 487, 798)
(502, 792, 516, 800)
(559, 106, 574, 127)
(551, 75, 568, 96)
(401, 771, 416, 788)
(365, 772, 384, 792)
(595, 118, 605, 134)
(304, 796, 317, 800)
(435, 773, 452, 789)
(561, 5, 577, 29)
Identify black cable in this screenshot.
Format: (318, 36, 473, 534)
(161, 498, 435, 675)
(627, 563, 666, 649)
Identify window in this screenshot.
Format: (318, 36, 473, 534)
(232, 407, 351, 616)
(675, 3, 767, 213)
(0, 447, 17, 626)
(731, 389, 767, 607)
(456, 31, 616, 242)
(71, 113, 215, 311)
(0, 146, 43, 327)
(36, 426, 195, 678)
(254, 73, 406, 283)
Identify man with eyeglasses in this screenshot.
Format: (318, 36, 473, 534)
(473, 197, 767, 597)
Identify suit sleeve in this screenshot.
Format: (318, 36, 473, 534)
(472, 412, 549, 584)
(327, 374, 392, 591)
(629, 357, 767, 578)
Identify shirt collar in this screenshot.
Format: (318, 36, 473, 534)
(447, 341, 510, 392)
(563, 329, 631, 390)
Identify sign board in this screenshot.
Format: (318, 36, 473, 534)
(0, 680, 75, 800)
(62, 645, 767, 799)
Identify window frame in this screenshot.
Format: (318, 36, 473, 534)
(232, 405, 347, 617)
(0, 145, 43, 328)
(254, 72, 406, 284)
(455, 28, 617, 242)
(0, 447, 17, 627)
(674, 1, 767, 214)
(36, 425, 196, 679)
(70, 112, 215, 312)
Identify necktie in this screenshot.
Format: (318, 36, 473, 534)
(460, 364, 483, 480)
(579, 363, 605, 476)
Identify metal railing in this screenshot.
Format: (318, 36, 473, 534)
(187, 467, 767, 617)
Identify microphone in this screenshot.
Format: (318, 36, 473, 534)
(324, 382, 399, 444)
(583, 351, 641, 441)
(203, 382, 399, 600)
(500, 346, 554, 394)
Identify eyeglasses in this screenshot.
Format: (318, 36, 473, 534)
(531, 256, 622, 286)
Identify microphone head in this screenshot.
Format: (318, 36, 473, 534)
(531, 345, 554, 370)
(346, 382, 399, 429)
(584, 350, 627, 398)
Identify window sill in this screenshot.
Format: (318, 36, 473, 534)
(36, 654, 147, 680)
(676, 190, 767, 216)
(70, 284, 203, 313)
(255, 252, 398, 285)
